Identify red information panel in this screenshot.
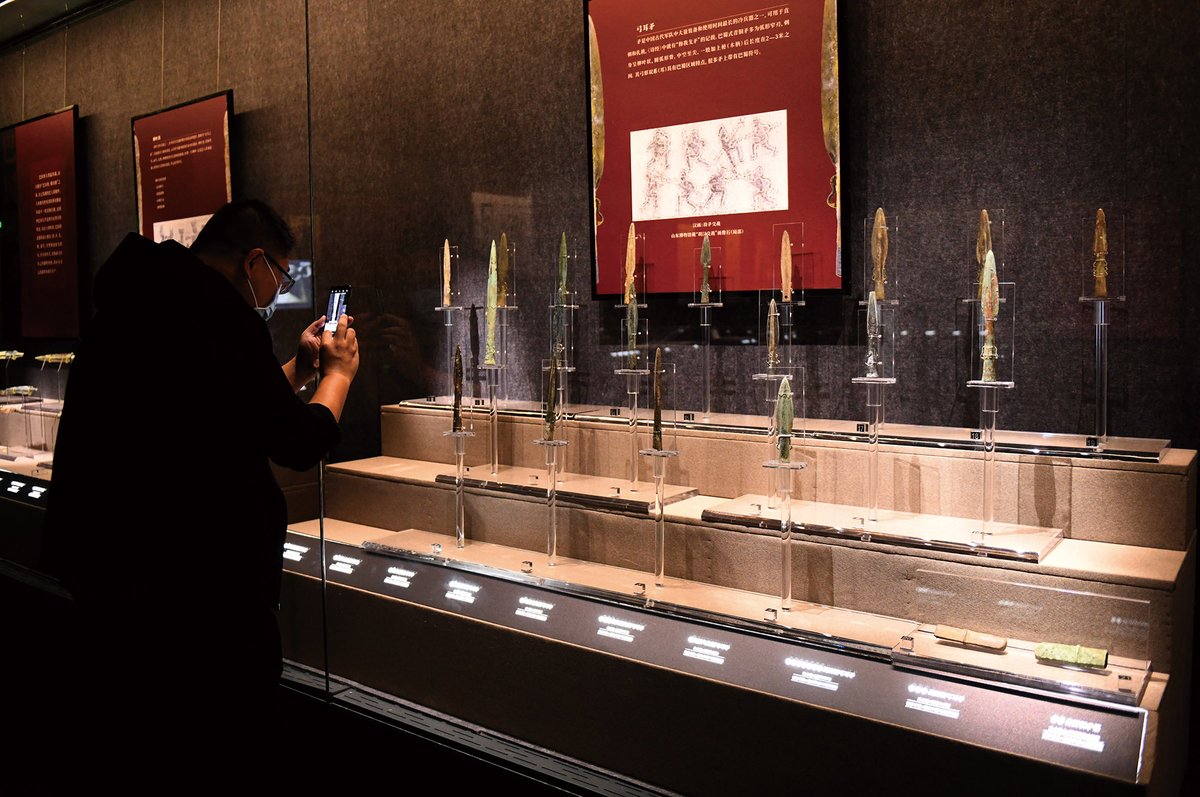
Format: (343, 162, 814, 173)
(0, 106, 81, 338)
(591, 1, 838, 295)
(132, 91, 232, 246)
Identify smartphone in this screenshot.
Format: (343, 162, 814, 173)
(324, 285, 351, 332)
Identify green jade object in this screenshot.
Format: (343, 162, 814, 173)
(776, 377, 794, 461)
(484, 240, 498, 365)
(1034, 642, 1108, 669)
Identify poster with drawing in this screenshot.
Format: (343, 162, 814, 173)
(591, 1, 839, 295)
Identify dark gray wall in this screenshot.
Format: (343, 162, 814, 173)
(2, 0, 1197, 458)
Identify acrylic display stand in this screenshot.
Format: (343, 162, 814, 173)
(549, 292, 579, 401)
(482, 365, 503, 476)
(443, 429, 475, 548)
(851, 299, 897, 524)
(533, 438, 569, 566)
(762, 448, 806, 611)
(967, 280, 1017, 537)
(753, 363, 803, 510)
(639, 448, 679, 587)
(614, 312, 649, 491)
(1079, 212, 1124, 449)
(497, 239, 518, 403)
(435, 243, 464, 400)
(687, 240, 723, 422)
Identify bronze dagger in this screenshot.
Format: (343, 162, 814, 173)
(1092, 208, 1108, 298)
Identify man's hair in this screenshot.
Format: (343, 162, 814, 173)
(190, 199, 296, 260)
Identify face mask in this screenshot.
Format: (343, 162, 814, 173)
(246, 266, 282, 321)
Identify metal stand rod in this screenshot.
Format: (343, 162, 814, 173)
(546, 445, 560, 565)
(866, 382, 884, 522)
(701, 305, 712, 421)
(779, 467, 794, 611)
(487, 370, 500, 476)
(980, 387, 999, 535)
(651, 455, 667, 586)
(627, 373, 640, 491)
(1094, 299, 1109, 444)
(454, 434, 467, 548)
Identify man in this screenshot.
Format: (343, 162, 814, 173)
(39, 200, 357, 775)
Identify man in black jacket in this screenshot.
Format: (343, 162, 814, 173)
(39, 200, 357, 776)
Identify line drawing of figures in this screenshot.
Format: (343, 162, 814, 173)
(646, 129, 671, 172)
(684, 128, 709, 171)
(749, 165, 774, 210)
(677, 169, 701, 213)
(704, 167, 728, 210)
(751, 116, 778, 159)
(641, 169, 666, 215)
(718, 120, 745, 170)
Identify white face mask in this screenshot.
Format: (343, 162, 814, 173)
(246, 265, 282, 321)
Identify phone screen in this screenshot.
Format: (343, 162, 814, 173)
(324, 286, 350, 332)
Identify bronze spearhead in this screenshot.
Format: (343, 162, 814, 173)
(498, 232, 509, 308)
(871, 207, 888, 299)
(452, 345, 463, 432)
(975, 209, 991, 286)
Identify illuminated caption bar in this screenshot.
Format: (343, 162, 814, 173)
(1041, 714, 1106, 753)
(683, 635, 730, 665)
(282, 541, 309, 562)
(785, 656, 857, 692)
(384, 566, 417, 589)
(329, 554, 361, 574)
(446, 579, 480, 604)
(904, 683, 965, 720)
(597, 614, 645, 643)
(515, 596, 555, 622)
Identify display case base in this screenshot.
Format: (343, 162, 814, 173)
(701, 494, 1063, 562)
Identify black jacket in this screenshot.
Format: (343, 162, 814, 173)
(41, 234, 338, 613)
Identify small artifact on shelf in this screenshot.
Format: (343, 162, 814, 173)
(933, 624, 1008, 651)
(865, 290, 882, 378)
(776, 377, 794, 461)
(976, 209, 992, 286)
(0, 350, 25, 361)
(544, 355, 559, 441)
(779, 229, 793, 302)
(1092, 208, 1109, 299)
(2, 385, 37, 396)
(441, 239, 452, 307)
(35, 353, 75, 365)
(700, 233, 712, 303)
(1034, 642, 1109, 669)
(498, 231, 509, 308)
(652, 347, 663, 450)
(452, 345, 464, 432)
(767, 298, 780, 368)
(484, 240, 498, 366)
(979, 250, 999, 382)
(871, 207, 888, 299)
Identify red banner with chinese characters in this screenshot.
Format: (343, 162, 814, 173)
(7, 107, 81, 338)
(591, 1, 838, 295)
(133, 91, 232, 246)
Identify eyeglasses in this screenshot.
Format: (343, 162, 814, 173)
(258, 250, 296, 294)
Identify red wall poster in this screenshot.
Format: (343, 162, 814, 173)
(590, 1, 839, 296)
(132, 91, 233, 247)
(0, 106, 82, 339)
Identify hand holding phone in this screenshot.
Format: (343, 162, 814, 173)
(324, 285, 351, 333)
